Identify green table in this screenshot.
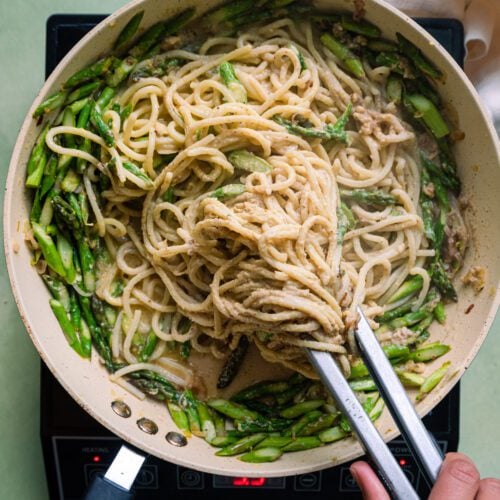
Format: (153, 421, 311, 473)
(0, 2, 498, 498)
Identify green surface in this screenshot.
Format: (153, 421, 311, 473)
(0, 2, 498, 499)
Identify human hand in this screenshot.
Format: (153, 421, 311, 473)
(350, 452, 500, 499)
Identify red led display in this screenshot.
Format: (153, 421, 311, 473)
(92, 455, 101, 463)
(232, 477, 267, 487)
(399, 459, 407, 466)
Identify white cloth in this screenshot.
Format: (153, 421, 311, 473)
(387, 0, 500, 134)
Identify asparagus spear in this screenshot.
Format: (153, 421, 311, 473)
(375, 52, 414, 79)
(396, 371, 425, 388)
(280, 400, 325, 419)
(368, 396, 385, 421)
(114, 11, 145, 51)
(320, 33, 365, 78)
(207, 399, 260, 421)
(33, 91, 68, 118)
(68, 98, 90, 115)
(367, 39, 399, 52)
(64, 57, 114, 89)
(289, 43, 307, 71)
(438, 138, 460, 189)
(282, 436, 323, 452)
(32, 222, 66, 277)
(212, 184, 245, 200)
(416, 361, 451, 401)
(239, 447, 283, 463)
(219, 61, 247, 103)
(233, 379, 289, 402)
(128, 370, 180, 401)
(216, 433, 267, 456)
(66, 81, 101, 105)
(386, 74, 403, 104)
(429, 258, 457, 301)
(273, 104, 351, 143)
(56, 231, 77, 283)
(90, 87, 116, 147)
(26, 122, 51, 188)
(129, 55, 181, 82)
(349, 378, 377, 392)
(78, 296, 115, 372)
(376, 300, 415, 324)
(421, 153, 461, 195)
(197, 401, 217, 443)
(387, 309, 431, 330)
(235, 418, 293, 433)
(340, 15, 381, 38)
(122, 161, 154, 189)
(210, 436, 238, 448)
(318, 425, 347, 443)
(433, 302, 446, 324)
(26, 148, 48, 189)
(387, 275, 424, 304)
(406, 94, 450, 139)
(340, 188, 397, 207)
(396, 33, 444, 81)
(275, 381, 310, 406)
(203, 0, 254, 27)
(107, 56, 139, 87)
(284, 410, 323, 437)
(50, 298, 89, 357)
(167, 402, 190, 433)
(129, 8, 195, 59)
(255, 436, 293, 449)
(42, 275, 70, 311)
(300, 413, 337, 436)
(409, 343, 450, 362)
(217, 336, 249, 389)
(349, 344, 410, 379)
(227, 149, 272, 173)
(135, 331, 157, 362)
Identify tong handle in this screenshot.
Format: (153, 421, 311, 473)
(356, 307, 444, 485)
(306, 349, 419, 500)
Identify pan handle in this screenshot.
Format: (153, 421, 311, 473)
(82, 444, 146, 500)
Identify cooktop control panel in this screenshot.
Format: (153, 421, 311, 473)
(51, 435, 449, 498)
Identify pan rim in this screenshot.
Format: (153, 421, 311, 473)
(4, 0, 500, 477)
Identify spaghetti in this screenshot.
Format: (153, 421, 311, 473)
(38, 14, 466, 387)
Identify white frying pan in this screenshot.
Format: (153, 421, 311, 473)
(4, 0, 500, 479)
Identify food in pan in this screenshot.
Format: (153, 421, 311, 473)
(25, 1, 467, 462)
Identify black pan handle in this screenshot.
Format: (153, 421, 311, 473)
(82, 444, 146, 500)
(83, 474, 134, 500)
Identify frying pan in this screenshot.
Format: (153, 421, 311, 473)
(4, 0, 500, 478)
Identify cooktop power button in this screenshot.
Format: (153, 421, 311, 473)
(294, 471, 322, 492)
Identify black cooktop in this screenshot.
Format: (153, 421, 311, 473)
(40, 14, 464, 500)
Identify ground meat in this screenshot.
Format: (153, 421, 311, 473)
(423, 182, 435, 198)
(442, 208, 468, 274)
(353, 0, 366, 20)
(404, 360, 425, 374)
(378, 327, 417, 346)
(462, 266, 486, 293)
(353, 105, 414, 144)
(418, 133, 439, 160)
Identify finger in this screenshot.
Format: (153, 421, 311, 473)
(350, 461, 390, 500)
(477, 478, 500, 500)
(429, 452, 480, 500)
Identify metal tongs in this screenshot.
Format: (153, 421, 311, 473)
(306, 307, 444, 499)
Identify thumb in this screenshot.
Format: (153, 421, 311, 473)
(350, 461, 391, 500)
